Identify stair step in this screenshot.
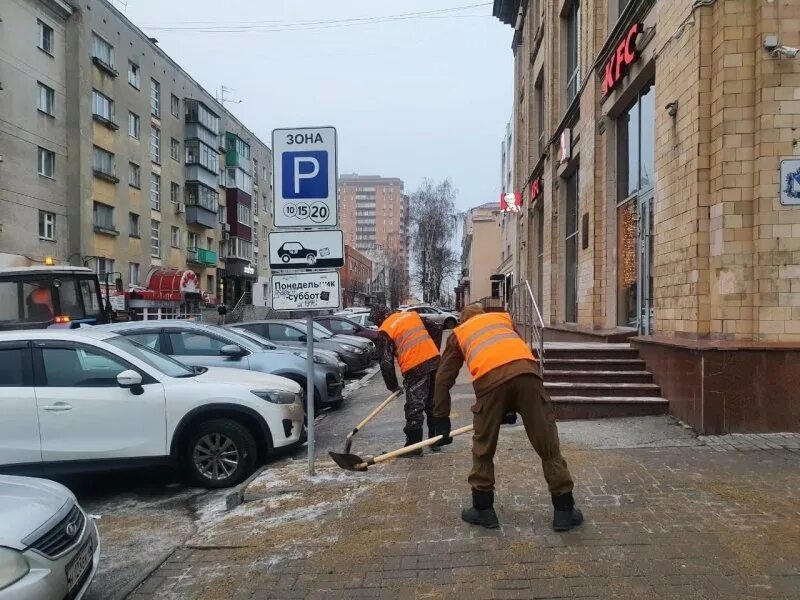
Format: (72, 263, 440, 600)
(544, 347, 640, 360)
(549, 396, 669, 419)
(545, 370, 654, 384)
(545, 381, 661, 398)
(545, 358, 647, 372)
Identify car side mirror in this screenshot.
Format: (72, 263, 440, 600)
(298, 335, 308, 343)
(220, 344, 246, 358)
(117, 369, 143, 394)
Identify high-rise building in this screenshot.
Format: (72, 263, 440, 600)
(338, 174, 408, 298)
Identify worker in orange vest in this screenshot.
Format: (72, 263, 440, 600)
(370, 305, 441, 454)
(431, 304, 582, 532)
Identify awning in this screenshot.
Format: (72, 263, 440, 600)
(126, 269, 202, 302)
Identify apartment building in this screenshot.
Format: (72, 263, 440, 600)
(0, 0, 272, 311)
(496, 115, 517, 299)
(338, 173, 409, 294)
(342, 245, 372, 308)
(493, 0, 800, 432)
(456, 202, 502, 308)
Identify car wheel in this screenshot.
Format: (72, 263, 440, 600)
(281, 254, 290, 263)
(306, 254, 317, 266)
(444, 317, 457, 329)
(184, 419, 257, 488)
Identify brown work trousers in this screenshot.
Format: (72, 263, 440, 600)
(469, 373, 574, 496)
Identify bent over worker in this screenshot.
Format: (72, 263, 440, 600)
(430, 304, 583, 532)
(370, 305, 441, 454)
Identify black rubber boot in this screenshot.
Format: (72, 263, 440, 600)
(461, 489, 500, 529)
(428, 425, 441, 452)
(552, 492, 583, 532)
(401, 427, 424, 457)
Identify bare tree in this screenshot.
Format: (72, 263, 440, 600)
(409, 179, 461, 304)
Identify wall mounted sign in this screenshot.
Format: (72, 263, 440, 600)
(780, 159, 800, 206)
(602, 23, 643, 96)
(500, 192, 522, 212)
(530, 177, 543, 204)
(558, 129, 572, 164)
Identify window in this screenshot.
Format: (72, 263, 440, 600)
(535, 75, 545, 156)
(91, 89, 114, 122)
(37, 82, 55, 116)
(91, 32, 115, 70)
(565, 0, 581, 105)
(93, 202, 114, 231)
(237, 203, 252, 226)
(185, 183, 219, 212)
(618, 83, 655, 200)
(170, 226, 180, 248)
(128, 61, 140, 88)
(150, 126, 160, 163)
(565, 169, 579, 323)
(128, 162, 141, 188)
(95, 257, 114, 280)
(38, 20, 54, 54)
(185, 100, 219, 133)
(129, 212, 140, 237)
(150, 79, 160, 117)
(41, 346, 128, 388)
(39, 210, 55, 240)
(168, 332, 227, 357)
(129, 262, 140, 286)
(150, 220, 160, 256)
(262, 225, 268, 241)
(92, 146, 115, 177)
(266, 324, 304, 342)
(128, 112, 140, 138)
(170, 94, 179, 117)
(170, 182, 179, 204)
(37, 147, 55, 177)
(124, 332, 160, 351)
(170, 138, 180, 161)
(188, 231, 200, 251)
(150, 173, 161, 210)
(0, 346, 30, 387)
(185, 141, 218, 173)
(253, 158, 258, 182)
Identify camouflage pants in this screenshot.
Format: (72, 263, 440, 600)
(403, 371, 435, 433)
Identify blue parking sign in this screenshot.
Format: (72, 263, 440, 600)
(282, 151, 328, 199)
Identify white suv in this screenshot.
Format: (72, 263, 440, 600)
(0, 329, 305, 488)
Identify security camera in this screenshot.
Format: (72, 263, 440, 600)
(771, 45, 800, 58)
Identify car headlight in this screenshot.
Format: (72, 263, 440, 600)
(0, 547, 30, 591)
(339, 344, 358, 352)
(251, 390, 299, 404)
(293, 351, 327, 365)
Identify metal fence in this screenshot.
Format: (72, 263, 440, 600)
(507, 281, 545, 371)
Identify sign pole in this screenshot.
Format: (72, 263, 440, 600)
(306, 314, 316, 476)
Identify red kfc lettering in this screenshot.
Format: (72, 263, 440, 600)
(602, 23, 643, 96)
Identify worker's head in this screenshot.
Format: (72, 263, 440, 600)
(460, 303, 485, 324)
(369, 304, 391, 327)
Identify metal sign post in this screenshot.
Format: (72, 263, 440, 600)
(306, 315, 315, 476)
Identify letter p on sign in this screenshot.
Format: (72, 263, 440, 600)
(282, 151, 328, 199)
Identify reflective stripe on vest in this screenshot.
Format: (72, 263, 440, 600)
(453, 312, 536, 381)
(379, 312, 440, 374)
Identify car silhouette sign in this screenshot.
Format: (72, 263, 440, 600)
(269, 230, 344, 270)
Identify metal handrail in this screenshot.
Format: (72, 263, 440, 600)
(508, 280, 545, 372)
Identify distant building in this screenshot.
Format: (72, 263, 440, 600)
(457, 202, 502, 308)
(342, 245, 372, 308)
(496, 114, 517, 302)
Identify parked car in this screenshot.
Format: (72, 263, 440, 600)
(333, 311, 378, 329)
(309, 321, 375, 355)
(401, 305, 459, 329)
(95, 321, 344, 411)
(315, 315, 379, 344)
(232, 326, 347, 374)
(338, 306, 371, 315)
(233, 320, 372, 374)
(0, 329, 305, 488)
(0, 475, 100, 600)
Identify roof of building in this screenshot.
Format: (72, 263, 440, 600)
(493, 0, 521, 26)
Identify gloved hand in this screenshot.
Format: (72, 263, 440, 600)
(430, 416, 452, 447)
(501, 411, 518, 425)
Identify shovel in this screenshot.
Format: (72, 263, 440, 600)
(330, 424, 474, 472)
(343, 388, 404, 454)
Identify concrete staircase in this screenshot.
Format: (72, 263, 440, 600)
(543, 342, 668, 419)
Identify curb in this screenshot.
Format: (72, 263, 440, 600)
(120, 546, 178, 599)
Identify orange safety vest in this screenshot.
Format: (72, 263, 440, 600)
(453, 312, 536, 381)
(379, 311, 440, 375)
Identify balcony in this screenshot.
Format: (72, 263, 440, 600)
(187, 247, 217, 266)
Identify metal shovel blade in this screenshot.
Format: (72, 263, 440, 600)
(328, 451, 369, 472)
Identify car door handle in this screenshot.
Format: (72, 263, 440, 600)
(43, 402, 73, 412)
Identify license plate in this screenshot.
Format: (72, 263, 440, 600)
(66, 539, 93, 591)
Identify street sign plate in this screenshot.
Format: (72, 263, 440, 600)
(272, 271, 340, 311)
(273, 127, 338, 227)
(268, 230, 344, 270)
(780, 159, 800, 206)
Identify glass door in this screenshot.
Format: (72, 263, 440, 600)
(565, 171, 579, 323)
(638, 194, 654, 334)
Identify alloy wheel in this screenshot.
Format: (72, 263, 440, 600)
(193, 433, 240, 481)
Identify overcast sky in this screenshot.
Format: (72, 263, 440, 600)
(121, 0, 513, 212)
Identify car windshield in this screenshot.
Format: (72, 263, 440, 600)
(203, 326, 263, 352)
(106, 335, 195, 378)
(227, 327, 276, 350)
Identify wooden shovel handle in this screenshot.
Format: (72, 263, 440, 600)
(370, 424, 474, 465)
(346, 388, 403, 440)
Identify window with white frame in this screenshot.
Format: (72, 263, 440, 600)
(170, 182, 179, 204)
(150, 220, 160, 257)
(92, 89, 114, 122)
(129, 212, 140, 237)
(237, 203, 252, 226)
(188, 231, 199, 251)
(38, 147, 55, 177)
(150, 126, 160, 163)
(128, 162, 140, 188)
(565, 0, 581, 105)
(150, 173, 161, 210)
(262, 225, 268, 241)
(128, 112, 140, 138)
(38, 20, 54, 54)
(128, 61, 140, 88)
(170, 94, 179, 117)
(170, 138, 180, 161)
(37, 82, 54, 115)
(96, 257, 115, 279)
(170, 226, 180, 248)
(150, 79, 160, 117)
(129, 262, 140, 286)
(91, 32, 115, 70)
(92, 146, 115, 177)
(93, 202, 114, 230)
(39, 210, 55, 240)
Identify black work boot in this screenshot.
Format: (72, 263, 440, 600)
(552, 492, 583, 532)
(461, 489, 500, 529)
(401, 427, 424, 457)
(428, 425, 441, 452)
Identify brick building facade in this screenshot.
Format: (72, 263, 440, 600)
(494, 0, 800, 432)
(342, 245, 372, 308)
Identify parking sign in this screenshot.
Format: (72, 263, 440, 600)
(273, 127, 337, 227)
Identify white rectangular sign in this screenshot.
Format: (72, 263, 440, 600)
(272, 271, 340, 311)
(273, 126, 338, 227)
(780, 159, 800, 206)
(268, 230, 344, 270)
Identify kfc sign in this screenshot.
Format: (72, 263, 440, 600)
(500, 192, 522, 213)
(602, 23, 643, 96)
(530, 177, 543, 204)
